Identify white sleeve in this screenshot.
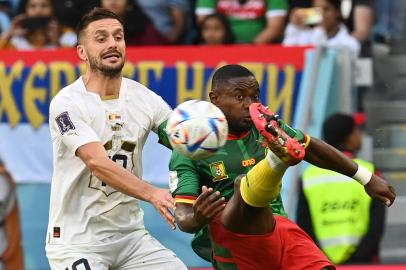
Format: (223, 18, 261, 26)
(49, 95, 100, 155)
(150, 93, 172, 133)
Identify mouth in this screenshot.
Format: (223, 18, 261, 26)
(243, 116, 252, 122)
(102, 52, 121, 60)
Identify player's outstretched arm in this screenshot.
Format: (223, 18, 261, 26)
(77, 142, 177, 229)
(175, 186, 225, 233)
(305, 137, 396, 206)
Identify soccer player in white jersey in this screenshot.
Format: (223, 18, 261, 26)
(46, 8, 187, 270)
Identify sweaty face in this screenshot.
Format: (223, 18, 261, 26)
(313, 0, 340, 31)
(26, 0, 53, 17)
(81, 19, 126, 77)
(212, 76, 260, 135)
(202, 17, 226, 45)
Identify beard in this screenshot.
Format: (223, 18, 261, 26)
(88, 52, 125, 78)
(228, 119, 252, 135)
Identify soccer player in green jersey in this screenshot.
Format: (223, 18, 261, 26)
(170, 64, 396, 266)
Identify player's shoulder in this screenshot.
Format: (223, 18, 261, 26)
(123, 78, 152, 94)
(170, 149, 195, 163)
(50, 78, 84, 109)
(123, 78, 163, 100)
(169, 150, 197, 169)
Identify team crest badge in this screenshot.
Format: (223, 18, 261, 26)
(209, 161, 228, 182)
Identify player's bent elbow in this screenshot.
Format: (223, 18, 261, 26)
(176, 221, 199, 234)
(85, 156, 110, 178)
(175, 209, 200, 234)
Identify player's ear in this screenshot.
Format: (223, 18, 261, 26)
(209, 91, 219, 105)
(77, 44, 87, 62)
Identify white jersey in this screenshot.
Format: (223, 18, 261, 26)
(46, 77, 171, 246)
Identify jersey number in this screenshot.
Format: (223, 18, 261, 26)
(88, 154, 129, 196)
(101, 154, 128, 186)
(65, 258, 91, 270)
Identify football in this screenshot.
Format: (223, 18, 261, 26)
(166, 100, 229, 160)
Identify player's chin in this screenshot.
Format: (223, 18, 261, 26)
(100, 62, 125, 76)
(103, 60, 124, 69)
(236, 120, 252, 132)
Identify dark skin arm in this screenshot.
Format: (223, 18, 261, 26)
(222, 138, 396, 236)
(175, 186, 225, 233)
(305, 138, 396, 206)
(175, 138, 396, 235)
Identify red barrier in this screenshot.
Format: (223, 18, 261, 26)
(0, 45, 307, 68)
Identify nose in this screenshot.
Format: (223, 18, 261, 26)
(106, 35, 118, 49)
(243, 97, 252, 109)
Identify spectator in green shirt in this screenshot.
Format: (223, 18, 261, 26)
(196, 0, 288, 44)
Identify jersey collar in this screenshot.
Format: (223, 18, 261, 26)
(227, 130, 250, 140)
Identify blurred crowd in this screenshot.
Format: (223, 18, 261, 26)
(0, 0, 404, 55)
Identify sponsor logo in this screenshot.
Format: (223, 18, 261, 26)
(241, 158, 256, 167)
(209, 161, 229, 182)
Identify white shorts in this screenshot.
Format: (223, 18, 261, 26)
(46, 230, 187, 270)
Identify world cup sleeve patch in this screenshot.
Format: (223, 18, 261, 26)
(56, 111, 75, 135)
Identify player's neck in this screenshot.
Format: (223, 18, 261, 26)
(82, 71, 122, 97)
(228, 129, 250, 140)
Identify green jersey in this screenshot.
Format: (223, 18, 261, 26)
(170, 127, 287, 261)
(195, 0, 288, 43)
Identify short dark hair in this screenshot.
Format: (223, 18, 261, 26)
(212, 65, 254, 91)
(323, 113, 355, 149)
(327, 0, 341, 11)
(76, 7, 124, 44)
(313, 0, 341, 11)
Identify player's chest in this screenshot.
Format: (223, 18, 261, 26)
(197, 140, 266, 183)
(87, 99, 151, 146)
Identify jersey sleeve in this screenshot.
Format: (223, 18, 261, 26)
(169, 151, 200, 204)
(49, 95, 100, 156)
(266, 0, 288, 18)
(150, 92, 172, 134)
(157, 119, 172, 149)
(195, 0, 216, 16)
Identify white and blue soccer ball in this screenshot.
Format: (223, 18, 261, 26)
(166, 100, 229, 160)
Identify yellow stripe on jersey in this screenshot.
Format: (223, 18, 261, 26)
(175, 198, 196, 204)
(175, 195, 197, 204)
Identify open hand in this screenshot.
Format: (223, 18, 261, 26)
(365, 175, 396, 206)
(150, 188, 177, 229)
(193, 186, 225, 226)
